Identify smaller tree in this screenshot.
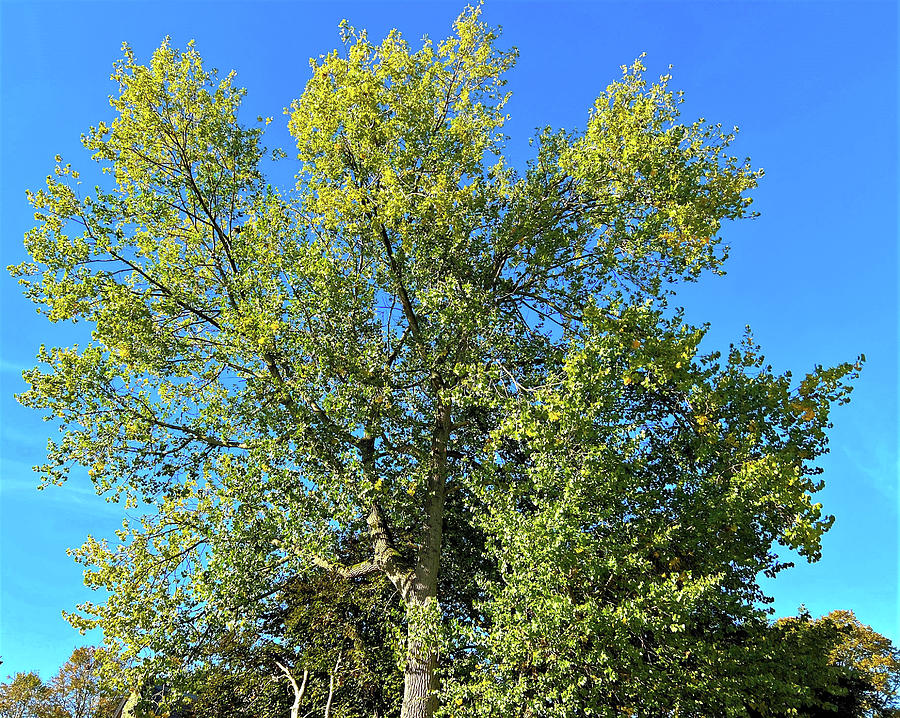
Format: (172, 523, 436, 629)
(768, 610, 900, 717)
(821, 610, 899, 717)
(46, 647, 117, 718)
(0, 672, 49, 718)
(183, 569, 404, 718)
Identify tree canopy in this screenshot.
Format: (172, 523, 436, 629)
(0, 673, 47, 718)
(12, 6, 862, 717)
(0, 648, 117, 718)
(749, 610, 900, 718)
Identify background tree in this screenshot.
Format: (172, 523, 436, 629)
(185, 568, 404, 718)
(764, 610, 900, 718)
(11, 6, 859, 718)
(827, 610, 900, 716)
(45, 648, 117, 718)
(0, 650, 117, 718)
(0, 673, 50, 718)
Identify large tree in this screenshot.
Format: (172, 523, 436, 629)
(12, 7, 860, 717)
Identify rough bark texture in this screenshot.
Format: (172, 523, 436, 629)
(399, 401, 450, 718)
(401, 625, 439, 718)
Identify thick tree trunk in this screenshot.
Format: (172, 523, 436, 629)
(401, 617, 439, 718)
(400, 401, 450, 718)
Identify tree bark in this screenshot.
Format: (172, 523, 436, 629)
(400, 400, 450, 718)
(401, 616, 439, 718)
(324, 652, 341, 718)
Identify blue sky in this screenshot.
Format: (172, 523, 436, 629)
(1, 0, 896, 679)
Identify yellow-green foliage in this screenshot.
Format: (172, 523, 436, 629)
(11, 7, 862, 717)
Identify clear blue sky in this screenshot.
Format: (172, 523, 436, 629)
(1, 0, 896, 679)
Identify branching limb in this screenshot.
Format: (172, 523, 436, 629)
(368, 501, 415, 600)
(310, 554, 381, 580)
(275, 660, 308, 718)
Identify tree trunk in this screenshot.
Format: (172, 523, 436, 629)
(400, 401, 449, 718)
(401, 619, 439, 718)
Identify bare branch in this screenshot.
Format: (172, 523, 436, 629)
(323, 651, 342, 718)
(275, 660, 308, 718)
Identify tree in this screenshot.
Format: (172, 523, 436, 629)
(0, 651, 117, 718)
(45, 648, 117, 718)
(826, 610, 900, 716)
(0, 673, 49, 718)
(767, 610, 900, 717)
(12, 6, 861, 717)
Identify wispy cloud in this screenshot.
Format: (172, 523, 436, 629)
(1, 424, 50, 449)
(0, 357, 30, 375)
(0, 463, 122, 517)
(837, 442, 899, 502)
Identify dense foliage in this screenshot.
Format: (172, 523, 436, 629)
(765, 610, 900, 717)
(12, 6, 866, 717)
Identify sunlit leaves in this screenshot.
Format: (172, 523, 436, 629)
(11, 5, 860, 717)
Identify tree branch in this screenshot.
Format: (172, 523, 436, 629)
(275, 660, 308, 718)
